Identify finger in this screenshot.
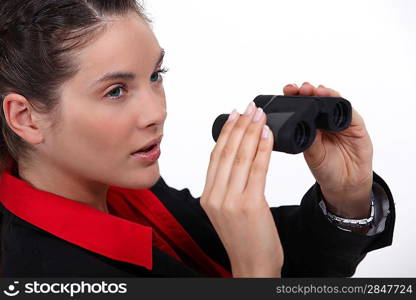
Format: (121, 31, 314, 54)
(283, 83, 299, 95)
(209, 102, 258, 205)
(314, 85, 331, 97)
(227, 106, 268, 195)
(202, 108, 240, 198)
(315, 84, 342, 97)
(299, 82, 315, 96)
(245, 124, 274, 197)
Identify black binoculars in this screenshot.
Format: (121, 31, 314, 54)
(212, 95, 352, 154)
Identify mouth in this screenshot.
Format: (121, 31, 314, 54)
(131, 135, 163, 155)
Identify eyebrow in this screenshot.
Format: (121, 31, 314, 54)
(90, 48, 165, 88)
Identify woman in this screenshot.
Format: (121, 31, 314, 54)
(0, 0, 395, 277)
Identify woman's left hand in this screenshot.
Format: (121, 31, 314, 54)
(283, 82, 374, 219)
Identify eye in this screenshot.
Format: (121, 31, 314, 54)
(105, 84, 127, 100)
(150, 66, 169, 83)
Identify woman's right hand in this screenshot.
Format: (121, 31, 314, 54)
(200, 101, 284, 278)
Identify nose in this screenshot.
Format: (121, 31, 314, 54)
(135, 89, 167, 129)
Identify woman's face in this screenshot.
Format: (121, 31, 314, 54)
(41, 12, 167, 189)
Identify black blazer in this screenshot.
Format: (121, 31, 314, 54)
(0, 171, 395, 277)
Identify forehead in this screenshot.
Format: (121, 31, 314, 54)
(72, 12, 160, 82)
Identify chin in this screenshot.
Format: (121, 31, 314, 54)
(145, 168, 161, 188)
(123, 163, 161, 190)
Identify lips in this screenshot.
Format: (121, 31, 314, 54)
(131, 135, 163, 154)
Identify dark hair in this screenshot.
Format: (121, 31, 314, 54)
(0, 0, 151, 175)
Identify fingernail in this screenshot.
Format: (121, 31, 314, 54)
(253, 107, 263, 122)
(262, 125, 269, 139)
(291, 83, 298, 88)
(227, 109, 238, 122)
(244, 101, 255, 115)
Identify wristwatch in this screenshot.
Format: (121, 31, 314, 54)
(325, 198, 375, 228)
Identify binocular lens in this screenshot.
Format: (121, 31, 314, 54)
(294, 121, 309, 148)
(334, 102, 347, 128)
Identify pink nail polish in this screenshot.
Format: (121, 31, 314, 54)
(253, 107, 263, 122)
(262, 125, 269, 138)
(227, 109, 238, 122)
(244, 101, 255, 115)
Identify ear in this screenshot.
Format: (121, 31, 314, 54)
(2, 93, 44, 145)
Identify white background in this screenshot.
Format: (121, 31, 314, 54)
(143, 0, 415, 277)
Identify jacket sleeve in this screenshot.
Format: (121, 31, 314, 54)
(152, 170, 395, 277)
(272, 170, 395, 277)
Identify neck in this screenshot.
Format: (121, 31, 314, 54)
(16, 161, 109, 214)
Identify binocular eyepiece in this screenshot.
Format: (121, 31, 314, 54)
(212, 95, 352, 154)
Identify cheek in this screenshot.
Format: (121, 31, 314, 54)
(63, 111, 127, 157)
